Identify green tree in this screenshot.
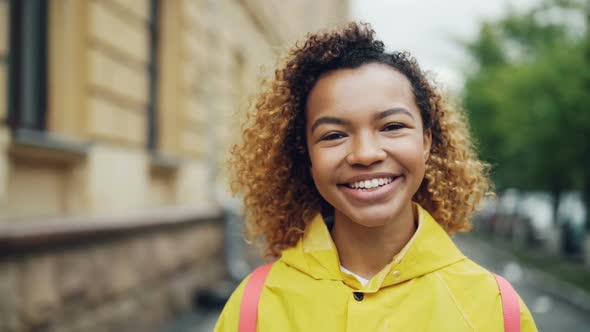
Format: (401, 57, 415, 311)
(463, 0, 590, 229)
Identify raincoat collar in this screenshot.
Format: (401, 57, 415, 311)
(280, 204, 466, 292)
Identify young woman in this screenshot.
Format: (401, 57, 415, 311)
(215, 22, 538, 332)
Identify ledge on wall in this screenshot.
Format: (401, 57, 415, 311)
(149, 151, 182, 176)
(0, 204, 223, 257)
(8, 128, 92, 166)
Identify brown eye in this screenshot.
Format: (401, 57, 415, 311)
(382, 123, 405, 131)
(321, 132, 346, 141)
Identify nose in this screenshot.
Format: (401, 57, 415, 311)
(345, 131, 387, 166)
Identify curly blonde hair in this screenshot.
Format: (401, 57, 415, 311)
(229, 22, 492, 258)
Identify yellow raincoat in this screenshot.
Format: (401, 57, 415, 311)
(214, 205, 538, 331)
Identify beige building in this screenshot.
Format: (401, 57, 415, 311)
(0, 0, 348, 219)
(0, 1, 348, 331)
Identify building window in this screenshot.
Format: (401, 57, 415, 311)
(147, 0, 160, 151)
(8, 0, 49, 132)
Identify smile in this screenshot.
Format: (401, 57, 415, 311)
(338, 175, 402, 203)
(345, 177, 395, 190)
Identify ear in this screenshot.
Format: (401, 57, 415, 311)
(423, 129, 432, 161)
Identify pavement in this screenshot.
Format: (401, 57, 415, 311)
(455, 234, 590, 332)
(160, 309, 220, 332)
(161, 235, 590, 332)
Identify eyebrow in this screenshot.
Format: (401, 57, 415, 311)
(373, 107, 414, 121)
(310, 107, 414, 133)
(310, 117, 351, 133)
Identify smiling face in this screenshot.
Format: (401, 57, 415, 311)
(305, 63, 431, 228)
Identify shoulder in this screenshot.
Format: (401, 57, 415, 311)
(437, 258, 499, 291)
(435, 259, 538, 332)
(214, 264, 267, 332)
(213, 274, 248, 332)
(213, 263, 281, 332)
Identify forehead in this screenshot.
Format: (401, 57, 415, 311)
(306, 63, 418, 120)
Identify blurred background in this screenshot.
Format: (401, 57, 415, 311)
(0, 0, 588, 331)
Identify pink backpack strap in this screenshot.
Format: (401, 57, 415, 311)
(239, 263, 273, 332)
(494, 274, 521, 332)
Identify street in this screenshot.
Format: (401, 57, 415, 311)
(455, 235, 590, 332)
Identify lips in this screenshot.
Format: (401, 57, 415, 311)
(345, 176, 395, 190)
(339, 173, 401, 187)
(338, 175, 402, 203)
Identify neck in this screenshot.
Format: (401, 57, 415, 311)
(330, 204, 417, 280)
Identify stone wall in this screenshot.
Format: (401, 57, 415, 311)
(0, 209, 225, 332)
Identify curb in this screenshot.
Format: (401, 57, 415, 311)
(466, 235, 590, 313)
(521, 260, 590, 313)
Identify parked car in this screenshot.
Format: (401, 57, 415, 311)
(472, 197, 498, 233)
(557, 192, 587, 256)
(513, 192, 553, 246)
(494, 189, 522, 237)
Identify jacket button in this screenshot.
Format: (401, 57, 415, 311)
(391, 270, 401, 279)
(353, 292, 364, 301)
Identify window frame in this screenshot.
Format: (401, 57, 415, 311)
(7, 0, 49, 132)
(147, 0, 160, 151)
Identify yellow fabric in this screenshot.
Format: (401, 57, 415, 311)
(214, 205, 538, 331)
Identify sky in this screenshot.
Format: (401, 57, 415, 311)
(351, 0, 541, 92)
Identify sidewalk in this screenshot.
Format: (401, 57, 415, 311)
(160, 308, 220, 332)
(456, 234, 590, 313)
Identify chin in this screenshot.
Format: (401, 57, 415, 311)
(341, 208, 399, 228)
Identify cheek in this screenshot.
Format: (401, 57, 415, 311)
(309, 152, 330, 184)
(387, 138, 427, 173)
(308, 148, 319, 182)
(308, 147, 343, 187)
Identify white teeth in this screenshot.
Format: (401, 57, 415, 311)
(347, 177, 395, 190)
